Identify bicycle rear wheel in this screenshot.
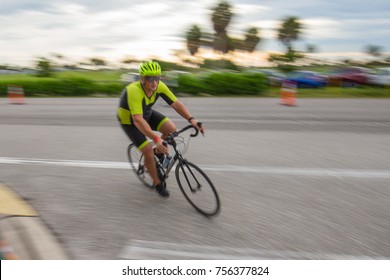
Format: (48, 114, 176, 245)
(175, 160, 220, 216)
(127, 143, 153, 188)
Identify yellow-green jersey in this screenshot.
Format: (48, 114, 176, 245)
(117, 81, 177, 125)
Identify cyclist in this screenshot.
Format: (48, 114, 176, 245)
(117, 61, 204, 197)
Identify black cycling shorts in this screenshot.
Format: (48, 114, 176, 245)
(120, 110, 169, 150)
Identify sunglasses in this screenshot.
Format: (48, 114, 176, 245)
(144, 76, 161, 83)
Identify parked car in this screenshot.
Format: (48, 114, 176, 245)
(327, 66, 374, 87)
(367, 67, 390, 87)
(249, 69, 286, 86)
(120, 72, 139, 84)
(285, 70, 327, 88)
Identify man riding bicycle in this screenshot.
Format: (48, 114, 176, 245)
(117, 61, 204, 197)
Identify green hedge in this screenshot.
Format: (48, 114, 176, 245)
(178, 72, 268, 96)
(0, 71, 268, 97)
(177, 74, 207, 95)
(0, 77, 123, 97)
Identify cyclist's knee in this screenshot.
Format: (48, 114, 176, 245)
(170, 122, 177, 132)
(161, 120, 176, 137)
(140, 143, 153, 157)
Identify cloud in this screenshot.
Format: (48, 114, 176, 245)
(234, 3, 270, 15)
(302, 18, 344, 39)
(0, 1, 202, 64)
(0, 0, 389, 66)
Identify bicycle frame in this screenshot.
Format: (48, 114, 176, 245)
(129, 122, 220, 216)
(159, 124, 200, 179)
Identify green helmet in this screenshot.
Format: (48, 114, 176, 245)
(139, 61, 161, 76)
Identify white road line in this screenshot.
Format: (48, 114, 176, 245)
(119, 239, 381, 260)
(170, 118, 390, 127)
(1, 157, 390, 179)
(0, 157, 129, 169)
(200, 165, 390, 179)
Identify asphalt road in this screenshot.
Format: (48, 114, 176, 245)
(0, 97, 389, 259)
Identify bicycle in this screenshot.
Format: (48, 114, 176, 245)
(127, 124, 221, 217)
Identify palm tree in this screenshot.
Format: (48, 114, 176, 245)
(35, 57, 53, 77)
(305, 44, 320, 65)
(186, 25, 202, 56)
(211, 1, 233, 53)
(306, 44, 317, 53)
(277, 16, 303, 53)
(242, 27, 261, 52)
(365, 45, 383, 60)
(89, 57, 107, 66)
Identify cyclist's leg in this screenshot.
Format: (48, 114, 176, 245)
(139, 142, 161, 186)
(148, 111, 173, 197)
(149, 110, 176, 140)
(121, 124, 161, 186)
(159, 120, 176, 139)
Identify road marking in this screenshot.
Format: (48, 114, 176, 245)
(170, 118, 390, 127)
(200, 165, 390, 179)
(119, 239, 381, 260)
(0, 157, 128, 169)
(0, 183, 38, 216)
(1, 157, 390, 179)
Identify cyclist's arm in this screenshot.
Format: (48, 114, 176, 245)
(158, 82, 177, 105)
(132, 114, 168, 153)
(171, 101, 204, 134)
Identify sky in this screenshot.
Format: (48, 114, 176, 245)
(0, 0, 389, 67)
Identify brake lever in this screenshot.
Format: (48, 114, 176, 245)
(198, 122, 205, 137)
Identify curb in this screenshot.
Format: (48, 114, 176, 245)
(0, 183, 68, 260)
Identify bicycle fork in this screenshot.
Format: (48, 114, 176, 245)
(180, 159, 202, 193)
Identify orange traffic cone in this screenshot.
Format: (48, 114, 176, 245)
(8, 85, 25, 105)
(280, 80, 297, 106)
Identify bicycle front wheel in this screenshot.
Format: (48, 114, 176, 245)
(127, 144, 153, 188)
(175, 160, 220, 216)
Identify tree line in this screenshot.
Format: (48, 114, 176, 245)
(4, 0, 387, 76)
(185, 1, 303, 64)
(185, 0, 387, 67)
